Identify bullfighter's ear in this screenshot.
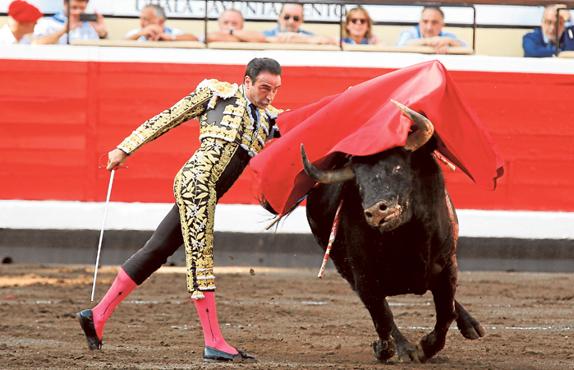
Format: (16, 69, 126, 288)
(390, 99, 434, 151)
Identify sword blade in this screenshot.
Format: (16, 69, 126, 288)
(90, 169, 116, 302)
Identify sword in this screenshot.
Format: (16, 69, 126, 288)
(90, 169, 116, 301)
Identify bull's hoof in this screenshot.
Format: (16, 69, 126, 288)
(419, 331, 446, 361)
(372, 339, 395, 362)
(456, 315, 486, 340)
(396, 340, 423, 363)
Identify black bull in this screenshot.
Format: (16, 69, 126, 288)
(300, 102, 485, 362)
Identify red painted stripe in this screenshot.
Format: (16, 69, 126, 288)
(2, 59, 574, 211)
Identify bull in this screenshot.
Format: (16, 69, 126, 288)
(300, 101, 485, 362)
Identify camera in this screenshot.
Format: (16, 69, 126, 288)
(79, 13, 98, 22)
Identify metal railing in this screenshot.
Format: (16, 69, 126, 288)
(59, 0, 573, 55)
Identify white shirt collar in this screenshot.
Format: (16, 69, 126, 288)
(0, 24, 17, 44)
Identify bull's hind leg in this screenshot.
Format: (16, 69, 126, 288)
(419, 264, 457, 361)
(455, 300, 486, 339)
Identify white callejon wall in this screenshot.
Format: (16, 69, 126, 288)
(1, 47, 573, 242)
(1, 200, 574, 239)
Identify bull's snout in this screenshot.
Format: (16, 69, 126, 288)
(364, 201, 402, 228)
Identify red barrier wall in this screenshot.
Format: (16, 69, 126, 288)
(2, 58, 574, 211)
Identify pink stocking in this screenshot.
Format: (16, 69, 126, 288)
(91, 267, 137, 339)
(193, 291, 238, 354)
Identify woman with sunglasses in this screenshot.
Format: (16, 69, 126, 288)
(342, 7, 379, 45)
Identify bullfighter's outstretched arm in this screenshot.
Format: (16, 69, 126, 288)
(117, 86, 212, 155)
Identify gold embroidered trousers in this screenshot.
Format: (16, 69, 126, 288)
(173, 137, 249, 299)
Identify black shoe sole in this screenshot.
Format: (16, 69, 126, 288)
(203, 346, 256, 362)
(77, 309, 102, 350)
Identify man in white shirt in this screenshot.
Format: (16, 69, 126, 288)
(33, 0, 108, 45)
(0, 0, 42, 45)
(397, 6, 465, 54)
(125, 4, 197, 42)
(263, 3, 337, 45)
(206, 9, 266, 43)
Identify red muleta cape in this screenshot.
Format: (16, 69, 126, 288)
(250, 60, 504, 216)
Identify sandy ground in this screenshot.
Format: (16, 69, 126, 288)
(0, 264, 573, 369)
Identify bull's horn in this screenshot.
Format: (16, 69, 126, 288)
(301, 144, 355, 184)
(390, 99, 434, 151)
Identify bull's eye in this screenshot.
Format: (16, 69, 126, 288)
(392, 165, 401, 174)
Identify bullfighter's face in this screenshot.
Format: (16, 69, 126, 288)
(244, 72, 282, 109)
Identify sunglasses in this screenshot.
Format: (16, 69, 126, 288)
(283, 14, 301, 22)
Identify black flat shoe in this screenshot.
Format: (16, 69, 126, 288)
(203, 346, 256, 362)
(77, 309, 102, 350)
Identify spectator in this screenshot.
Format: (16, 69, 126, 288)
(556, 3, 573, 26)
(264, 3, 337, 45)
(33, 0, 108, 44)
(397, 6, 465, 54)
(523, 4, 574, 57)
(342, 6, 379, 45)
(125, 4, 197, 42)
(206, 9, 266, 43)
(0, 0, 42, 45)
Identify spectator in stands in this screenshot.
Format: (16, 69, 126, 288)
(206, 8, 266, 43)
(264, 3, 337, 45)
(125, 4, 198, 42)
(523, 4, 574, 57)
(0, 0, 42, 45)
(397, 6, 465, 54)
(342, 6, 379, 45)
(33, 0, 108, 44)
(557, 3, 573, 26)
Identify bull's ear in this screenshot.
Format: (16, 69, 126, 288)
(390, 99, 434, 151)
(301, 144, 355, 184)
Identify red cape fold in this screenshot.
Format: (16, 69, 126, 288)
(250, 60, 504, 215)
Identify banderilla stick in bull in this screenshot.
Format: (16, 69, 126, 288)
(318, 199, 343, 278)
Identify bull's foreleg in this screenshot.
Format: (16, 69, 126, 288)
(370, 299, 425, 363)
(419, 263, 457, 361)
(356, 291, 396, 362)
(390, 319, 423, 362)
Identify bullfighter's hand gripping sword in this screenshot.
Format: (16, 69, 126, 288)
(90, 169, 116, 302)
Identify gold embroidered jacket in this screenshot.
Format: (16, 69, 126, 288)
(117, 79, 282, 157)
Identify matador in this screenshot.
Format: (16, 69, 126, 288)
(77, 57, 282, 362)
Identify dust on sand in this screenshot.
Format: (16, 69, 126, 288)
(1, 264, 573, 369)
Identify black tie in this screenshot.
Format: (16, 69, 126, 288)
(248, 103, 259, 125)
